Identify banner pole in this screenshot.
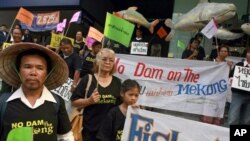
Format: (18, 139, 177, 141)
(5, 19, 17, 43)
(65, 24, 70, 36)
(215, 36, 219, 59)
(96, 37, 105, 91)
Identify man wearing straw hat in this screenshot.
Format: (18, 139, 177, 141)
(0, 43, 74, 141)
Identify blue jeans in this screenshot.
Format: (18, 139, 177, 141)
(228, 91, 250, 125)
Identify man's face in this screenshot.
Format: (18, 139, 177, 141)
(92, 44, 102, 55)
(0, 26, 7, 32)
(12, 28, 22, 43)
(75, 31, 83, 41)
(19, 55, 48, 91)
(136, 30, 142, 37)
(60, 43, 73, 56)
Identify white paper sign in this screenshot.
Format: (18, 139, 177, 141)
(130, 42, 148, 55)
(121, 107, 229, 141)
(232, 66, 250, 92)
(201, 19, 218, 39)
(51, 77, 73, 101)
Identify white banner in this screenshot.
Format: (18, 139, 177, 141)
(115, 54, 230, 117)
(130, 42, 148, 55)
(121, 107, 229, 141)
(232, 66, 250, 92)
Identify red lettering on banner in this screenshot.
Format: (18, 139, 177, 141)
(167, 71, 182, 81)
(134, 62, 163, 80)
(184, 68, 200, 83)
(115, 58, 125, 74)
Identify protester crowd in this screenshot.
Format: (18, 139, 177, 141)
(0, 21, 249, 141)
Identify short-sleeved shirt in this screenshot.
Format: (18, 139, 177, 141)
(71, 74, 121, 132)
(0, 88, 71, 141)
(61, 52, 81, 79)
(97, 106, 125, 141)
(73, 42, 85, 53)
(80, 52, 95, 77)
(181, 49, 193, 59)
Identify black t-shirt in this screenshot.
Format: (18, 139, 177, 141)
(1, 96, 71, 141)
(97, 106, 125, 141)
(71, 74, 121, 132)
(197, 46, 205, 60)
(73, 42, 85, 53)
(181, 49, 193, 59)
(61, 52, 81, 79)
(80, 52, 95, 77)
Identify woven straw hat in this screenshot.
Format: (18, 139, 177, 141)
(0, 43, 68, 90)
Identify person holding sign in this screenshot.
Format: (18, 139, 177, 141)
(228, 48, 250, 125)
(201, 45, 231, 125)
(0, 43, 74, 141)
(182, 38, 200, 60)
(130, 28, 149, 56)
(71, 48, 121, 141)
(97, 79, 140, 141)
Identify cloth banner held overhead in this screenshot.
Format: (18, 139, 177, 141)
(16, 7, 34, 26)
(121, 107, 229, 141)
(115, 54, 230, 117)
(20, 11, 60, 32)
(201, 18, 218, 39)
(104, 12, 135, 47)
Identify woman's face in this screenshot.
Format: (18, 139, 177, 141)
(99, 51, 115, 73)
(190, 40, 199, 50)
(218, 47, 229, 59)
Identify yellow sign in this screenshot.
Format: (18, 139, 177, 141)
(2, 42, 12, 50)
(50, 33, 74, 48)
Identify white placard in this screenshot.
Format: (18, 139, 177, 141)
(232, 66, 250, 92)
(130, 42, 148, 55)
(51, 78, 73, 101)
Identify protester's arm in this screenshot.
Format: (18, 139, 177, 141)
(70, 76, 100, 108)
(71, 89, 100, 108)
(57, 131, 74, 141)
(71, 70, 80, 91)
